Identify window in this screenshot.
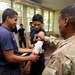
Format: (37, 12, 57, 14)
(49, 12, 54, 31)
(36, 8, 42, 15)
(13, 4, 23, 30)
(0, 2, 11, 11)
(0, 2, 11, 23)
(43, 10, 48, 31)
(13, 4, 22, 16)
(27, 7, 34, 32)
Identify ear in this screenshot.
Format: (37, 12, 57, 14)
(64, 17, 69, 26)
(6, 16, 10, 20)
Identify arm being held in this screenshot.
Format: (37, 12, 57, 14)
(23, 31, 44, 72)
(23, 40, 44, 73)
(33, 31, 45, 54)
(33, 41, 44, 54)
(38, 34, 64, 47)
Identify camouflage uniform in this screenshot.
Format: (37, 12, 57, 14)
(42, 35, 75, 75)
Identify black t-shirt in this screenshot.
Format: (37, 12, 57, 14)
(30, 28, 46, 50)
(30, 26, 34, 36)
(18, 28, 25, 38)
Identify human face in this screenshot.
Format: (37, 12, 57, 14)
(33, 21, 43, 31)
(20, 25, 23, 28)
(7, 14, 18, 30)
(58, 14, 66, 38)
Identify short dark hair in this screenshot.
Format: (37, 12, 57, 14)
(30, 22, 33, 24)
(32, 14, 43, 23)
(20, 24, 23, 26)
(60, 3, 75, 25)
(2, 8, 18, 23)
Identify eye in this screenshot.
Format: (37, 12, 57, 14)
(38, 24, 40, 26)
(15, 19, 17, 21)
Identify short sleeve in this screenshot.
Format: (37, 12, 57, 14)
(0, 32, 13, 51)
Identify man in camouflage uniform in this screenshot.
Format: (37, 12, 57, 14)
(39, 3, 75, 75)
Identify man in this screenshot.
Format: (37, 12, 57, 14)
(0, 8, 39, 75)
(28, 14, 46, 75)
(29, 22, 34, 36)
(38, 3, 75, 75)
(18, 24, 26, 48)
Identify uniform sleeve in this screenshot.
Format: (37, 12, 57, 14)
(42, 52, 72, 75)
(44, 35, 64, 47)
(0, 32, 13, 51)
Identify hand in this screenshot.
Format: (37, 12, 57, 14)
(29, 44, 34, 49)
(29, 53, 40, 62)
(35, 32, 45, 41)
(36, 34, 44, 41)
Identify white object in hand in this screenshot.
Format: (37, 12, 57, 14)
(33, 41, 44, 54)
(21, 53, 28, 56)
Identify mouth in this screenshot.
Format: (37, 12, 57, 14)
(35, 28, 39, 30)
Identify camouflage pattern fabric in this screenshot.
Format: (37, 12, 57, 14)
(42, 35, 75, 75)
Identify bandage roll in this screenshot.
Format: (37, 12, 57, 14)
(33, 41, 43, 54)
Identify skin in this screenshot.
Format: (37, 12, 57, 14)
(33, 21, 43, 31)
(58, 14, 75, 39)
(2, 14, 39, 63)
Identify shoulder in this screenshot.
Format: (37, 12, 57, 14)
(40, 28, 46, 35)
(0, 28, 12, 40)
(18, 28, 20, 32)
(30, 30, 36, 37)
(0, 27, 10, 35)
(40, 28, 45, 32)
(32, 30, 36, 34)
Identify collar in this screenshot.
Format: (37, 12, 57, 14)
(1, 26, 11, 32)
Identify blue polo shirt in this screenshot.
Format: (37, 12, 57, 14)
(30, 26, 34, 36)
(0, 26, 19, 65)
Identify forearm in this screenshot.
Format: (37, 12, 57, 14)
(28, 39, 31, 46)
(44, 35, 63, 46)
(7, 54, 31, 63)
(3, 50, 34, 63)
(18, 48, 32, 53)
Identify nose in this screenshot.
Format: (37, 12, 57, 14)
(35, 25, 39, 29)
(15, 21, 17, 25)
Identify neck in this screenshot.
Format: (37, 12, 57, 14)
(65, 29, 75, 39)
(2, 22, 10, 30)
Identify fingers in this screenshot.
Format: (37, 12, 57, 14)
(33, 55, 39, 62)
(34, 55, 40, 61)
(30, 53, 40, 62)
